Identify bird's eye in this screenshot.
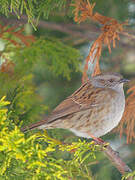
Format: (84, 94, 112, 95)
(109, 79, 114, 83)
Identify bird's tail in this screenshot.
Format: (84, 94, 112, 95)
(21, 117, 52, 133)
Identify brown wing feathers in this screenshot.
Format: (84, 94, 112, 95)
(21, 81, 115, 133)
(21, 82, 90, 132)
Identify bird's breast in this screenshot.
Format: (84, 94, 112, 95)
(70, 92, 125, 138)
(108, 92, 125, 129)
(90, 92, 125, 138)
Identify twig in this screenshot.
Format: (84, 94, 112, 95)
(104, 145, 132, 177)
(95, 140, 133, 180)
(120, 31, 135, 40)
(0, 15, 99, 43)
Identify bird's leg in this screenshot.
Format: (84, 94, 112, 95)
(88, 132, 105, 144)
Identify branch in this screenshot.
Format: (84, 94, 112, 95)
(1, 15, 135, 47)
(105, 146, 132, 176)
(95, 140, 133, 180)
(0, 15, 99, 42)
(120, 31, 135, 40)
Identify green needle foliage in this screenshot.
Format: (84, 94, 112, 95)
(0, 0, 67, 27)
(122, 171, 135, 180)
(0, 1, 134, 179)
(14, 38, 81, 80)
(0, 28, 81, 125)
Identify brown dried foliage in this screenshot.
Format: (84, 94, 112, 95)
(72, 0, 135, 143)
(72, 0, 127, 82)
(117, 86, 135, 144)
(0, 24, 35, 47)
(0, 59, 15, 75)
(0, 24, 35, 74)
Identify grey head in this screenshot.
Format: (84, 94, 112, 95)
(91, 72, 129, 91)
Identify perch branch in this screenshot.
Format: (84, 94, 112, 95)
(95, 140, 133, 180)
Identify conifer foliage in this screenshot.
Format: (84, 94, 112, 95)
(0, 0, 135, 179)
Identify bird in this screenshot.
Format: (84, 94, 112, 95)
(21, 72, 129, 140)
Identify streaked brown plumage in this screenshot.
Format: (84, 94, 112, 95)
(21, 72, 129, 138)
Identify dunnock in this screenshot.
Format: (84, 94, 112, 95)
(21, 72, 129, 139)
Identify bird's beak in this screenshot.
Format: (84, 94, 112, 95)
(119, 78, 130, 83)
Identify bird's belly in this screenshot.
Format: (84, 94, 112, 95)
(70, 96, 125, 138)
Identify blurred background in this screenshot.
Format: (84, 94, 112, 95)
(0, 0, 135, 179)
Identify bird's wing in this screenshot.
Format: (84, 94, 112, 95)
(21, 81, 116, 132)
(47, 81, 116, 122)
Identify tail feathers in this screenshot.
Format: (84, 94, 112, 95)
(21, 118, 50, 133)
